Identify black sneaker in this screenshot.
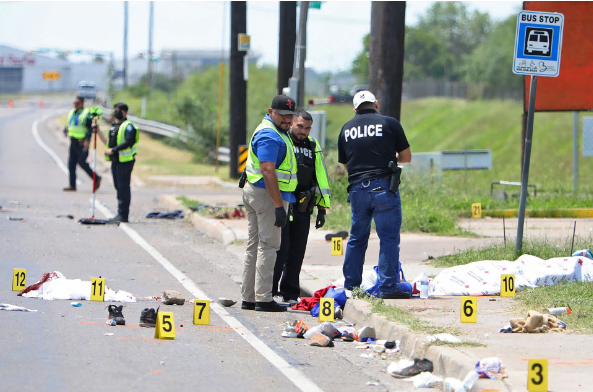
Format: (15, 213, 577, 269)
(325, 231, 349, 241)
(380, 290, 411, 299)
(110, 215, 129, 223)
(107, 305, 125, 325)
(241, 301, 256, 310)
(390, 358, 434, 378)
(139, 307, 158, 327)
(255, 300, 288, 312)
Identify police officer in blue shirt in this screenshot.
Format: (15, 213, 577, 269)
(337, 91, 412, 299)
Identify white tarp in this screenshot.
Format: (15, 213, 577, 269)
(20, 271, 136, 302)
(431, 255, 593, 296)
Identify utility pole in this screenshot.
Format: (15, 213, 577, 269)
(147, 1, 154, 88)
(368, 1, 383, 95)
(123, 1, 129, 88)
(277, 1, 296, 95)
(229, 2, 247, 179)
(294, 1, 308, 108)
(378, 1, 405, 120)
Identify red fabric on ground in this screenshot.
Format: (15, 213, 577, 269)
(17, 272, 59, 296)
(291, 286, 334, 311)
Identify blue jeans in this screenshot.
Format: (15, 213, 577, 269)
(343, 178, 402, 295)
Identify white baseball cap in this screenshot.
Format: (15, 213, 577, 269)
(353, 91, 376, 109)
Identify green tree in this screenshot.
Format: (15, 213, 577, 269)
(351, 33, 370, 83)
(404, 27, 454, 81)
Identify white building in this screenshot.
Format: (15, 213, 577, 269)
(0, 45, 109, 93)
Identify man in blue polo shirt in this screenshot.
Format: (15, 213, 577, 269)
(241, 95, 298, 312)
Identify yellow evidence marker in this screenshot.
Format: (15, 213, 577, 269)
(90, 277, 105, 302)
(193, 299, 210, 325)
(12, 268, 26, 291)
(500, 274, 516, 297)
(527, 359, 548, 392)
(460, 296, 477, 323)
(155, 312, 176, 340)
(471, 203, 482, 218)
(319, 298, 335, 322)
(331, 237, 343, 256)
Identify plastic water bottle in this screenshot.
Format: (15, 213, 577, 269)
(419, 273, 429, 299)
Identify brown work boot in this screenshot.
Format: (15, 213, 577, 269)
(93, 176, 101, 192)
(63, 186, 76, 192)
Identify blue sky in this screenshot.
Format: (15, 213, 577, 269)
(0, 1, 522, 72)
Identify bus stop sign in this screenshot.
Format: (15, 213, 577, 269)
(513, 11, 564, 77)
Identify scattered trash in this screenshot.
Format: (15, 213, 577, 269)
(384, 340, 396, 349)
(281, 320, 308, 338)
(218, 298, 237, 307)
(160, 361, 165, 365)
(146, 210, 185, 220)
(359, 353, 374, 359)
(0, 303, 38, 312)
(107, 304, 126, 325)
(489, 298, 497, 301)
(8, 217, 24, 221)
(9, 201, 21, 205)
(476, 357, 508, 379)
(443, 371, 480, 392)
(372, 344, 385, 353)
(162, 290, 185, 305)
(365, 381, 380, 386)
(510, 310, 566, 333)
(418, 273, 430, 299)
(408, 372, 443, 388)
(543, 306, 571, 316)
(104, 333, 114, 336)
(426, 333, 461, 344)
(356, 326, 376, 342)
(56, 214, 75, 219)
(70, 302, 82, 307)
(388, 358, 434, 378)
(572, 249, 593, 260)
(107, 319, 117, 326)
(309, 333, 334, 347)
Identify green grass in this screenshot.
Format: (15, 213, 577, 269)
(432, 237, 593, 268)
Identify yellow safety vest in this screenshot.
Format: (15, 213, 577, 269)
(310, 137, 331, 208)
(245, 118, 298, 192)
(67, 108, 90, 139)
(105, 120, 139, 162)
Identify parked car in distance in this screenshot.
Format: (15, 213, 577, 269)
(328, 84, 369, 104)
(77, 81, 97, 100)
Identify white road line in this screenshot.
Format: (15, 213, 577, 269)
(32, 113, 323, 392)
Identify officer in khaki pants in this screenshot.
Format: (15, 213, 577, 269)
(240, 95, 298, 312)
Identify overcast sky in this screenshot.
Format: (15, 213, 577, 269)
(0, 1, 522, 73)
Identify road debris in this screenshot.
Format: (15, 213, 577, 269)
(388, 358, 434, 378)
(476, 357, 508, 379)
(56, 214, 74, 219)
(146, 210, 185, 220)
(218, 298, 237, 307)
(162, 290, 185, 305)
(309, 333, 334, 347)
(443, 371, 479, 392)
(0, 303, 38, 312)
(426, 333, 461, 344)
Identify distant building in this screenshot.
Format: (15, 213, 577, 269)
(0, 45, 109, 93)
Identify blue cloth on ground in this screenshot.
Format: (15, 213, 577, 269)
(310, 288, 347, 317)
(146, 210, 185, 220)
(365, 265, 413, 297)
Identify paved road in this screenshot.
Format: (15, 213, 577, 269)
(0, 105, 417, 391)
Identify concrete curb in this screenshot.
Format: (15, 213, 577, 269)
(343, 299, 508, 391)
(159, 194, 239, 244)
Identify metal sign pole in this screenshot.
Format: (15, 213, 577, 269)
(516, 75, 538, 254)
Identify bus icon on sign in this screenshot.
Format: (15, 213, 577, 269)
(524, 27, 553, 57)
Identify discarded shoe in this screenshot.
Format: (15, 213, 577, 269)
(324, 231, 349, 241)
(384, 340, 396, 349)
(139, 307, 158, 328)
(309, 333, 334, 347)
(107, 304, 125, 325)
(63, 186, 76, 192)
(389, 358, 434, 378)
(255, 300, 287, 312)
(218, 298, 237, 307)
(241, 301, 255, 310)
(380, 290, 411, 300)
(162, 290, 185, 305)
(356, 326, 376, 342)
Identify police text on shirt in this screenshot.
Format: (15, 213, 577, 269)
(294, 145, 313, 158)
(344, 124, 383, 142)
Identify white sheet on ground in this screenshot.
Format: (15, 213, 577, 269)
(21, 271, 136, 302)
(431, 255, 593, 296)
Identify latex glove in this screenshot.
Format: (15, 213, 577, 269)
(274, 206, 287, 227)
(315, 211, 326, 229)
